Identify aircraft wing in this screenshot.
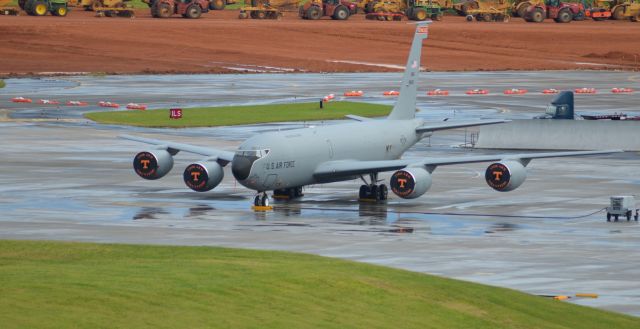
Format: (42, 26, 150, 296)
(120, 134, 235, 165)
(313, 150, 621, 181)
(415, 119, 508, 134)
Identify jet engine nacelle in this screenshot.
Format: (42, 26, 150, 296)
(390, 167, 432, 199)
(183, 161, 224, 192)
(485, 160, 527, 192)
(133, 150, 174, 180)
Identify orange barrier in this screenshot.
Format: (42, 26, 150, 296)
(575, 87, 596, 94)
(344, 90, 364, 97)
(427, 89, 449, 96)
(383, 90, 400, 96)
(66, 100, 89, 106)
(542, 88, 559, 94)
(38, 99, 60, 105)
(611, 87, 633, 94)
(126, 103, 147, 110)
(504, 88, 527, 95)
(11, 97, 32, 103)
(466, 89, 488, 95)
(98, 101, 120, 108)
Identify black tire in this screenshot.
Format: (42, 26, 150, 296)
(155, 2, 172, 18)
(51, 4, 67, 16)
(635, 212, 639, 221)
(31, 0, 47, 16)
(612, 6, 624, 20)
(482, 13, 491, 22)
(371, 185, 380, 201)
(261, 194, 269, 207)
(256, 10, 266, 19)
(614, 214, 619, 222)
(365, 1, 377, 14)
(632, 14, 639, 22)
(431, 13, 442, 21)
(295, 186, 303, 197)
(607, 213, 611, 222)
(554, 9, 571, 23)
(359, 185, 368, 199)
(465, 14, 473, 21)
(332, 6, 349, 20)
(531, 8, 544, 23)
(18, 0, 26, 10)
(515, 3, 529, 18)
(379, 184, 388, 201)
(288, 188, 296, 199)
(210, 0, 224, 10)
(627, 211, 631, 221)
(573, 10, 585, 21)
(306, 5, 321, 20)
(185, 4, 201, 19)
(412, 7, 427, 21)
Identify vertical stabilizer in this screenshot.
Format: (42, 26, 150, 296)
(387, 21, 431, 120)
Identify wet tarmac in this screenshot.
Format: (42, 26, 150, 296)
(1, 71, 640, 316)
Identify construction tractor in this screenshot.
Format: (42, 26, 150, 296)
(19, 0, 69, 16)
(464, 0, 510, 21)
(358, 0, 378, 13)
(587, 0, 639, 20)
(524, 0, 585, 22)
(512, 0, 544, 17)
(145, 0, 211, 18)
(453, 0, 478, 15)
(72, 0, 134, 16)
(299, 0, 357, 20)
(366, 0, 448, 20)
(239, 0, 299, 18)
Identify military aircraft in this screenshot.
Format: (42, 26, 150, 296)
(122, 21, 619, 207)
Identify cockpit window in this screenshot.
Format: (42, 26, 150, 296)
(231, 149, 270, 181)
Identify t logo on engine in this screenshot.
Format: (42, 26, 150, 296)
(492, 171, 503, 181)
(191, 171, 201, 182)
(140, 159, 150, 169)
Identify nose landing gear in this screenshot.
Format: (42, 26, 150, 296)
(252, 192, 272, 210)
(358, 173, 388, 202)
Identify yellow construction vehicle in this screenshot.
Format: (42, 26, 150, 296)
(239, 0, 300, 18)
(366, 0, 450, 20)
(512, 0, 544, 17)
(70, 0, 134, 16)
(464, 0, 510, 21)
(0, 0, 20, 15)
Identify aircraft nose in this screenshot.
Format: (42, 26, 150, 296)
(231, 155, 252, 181)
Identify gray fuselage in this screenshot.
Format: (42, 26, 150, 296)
(231, 119, 425, 192)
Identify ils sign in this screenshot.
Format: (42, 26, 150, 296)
(170, 108, 183, 119)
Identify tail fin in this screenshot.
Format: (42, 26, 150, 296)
(387, 21, 431, 121)
(549, 91, 574, 119)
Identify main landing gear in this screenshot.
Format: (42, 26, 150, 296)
(359, 173, 388, 202)
(273, 186, 304, 200)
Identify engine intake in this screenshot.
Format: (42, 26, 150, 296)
(133, 150, 174, 180)
(183, 161, 224, 192)
(390, 167, 432, 199)
(485, 160, 526, 192)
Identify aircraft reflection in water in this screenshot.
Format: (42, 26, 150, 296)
(122, 22, 619, 207)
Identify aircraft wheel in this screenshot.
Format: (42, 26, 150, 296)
(359, 185, 369, 199)
(378, 184, 388, 200)
(614, 214, 619, 222)
(370, 185, 379, 201)
(261, 194, 269, 207)
(607, 213, 611, 222)
(627, 211, 632, 221)
(295, 186, 303, 197)
(254, 195, 261, 207)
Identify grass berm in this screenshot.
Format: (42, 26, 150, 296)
(85, 101, 392, 127)
(1, 240, 639, 329)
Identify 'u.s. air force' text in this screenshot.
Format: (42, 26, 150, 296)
(265, 161, 295, 170)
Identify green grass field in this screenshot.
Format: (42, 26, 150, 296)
(1, 240, 638, 329)
(85, 101, 392, 128)
(0, 79, 5, 89)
